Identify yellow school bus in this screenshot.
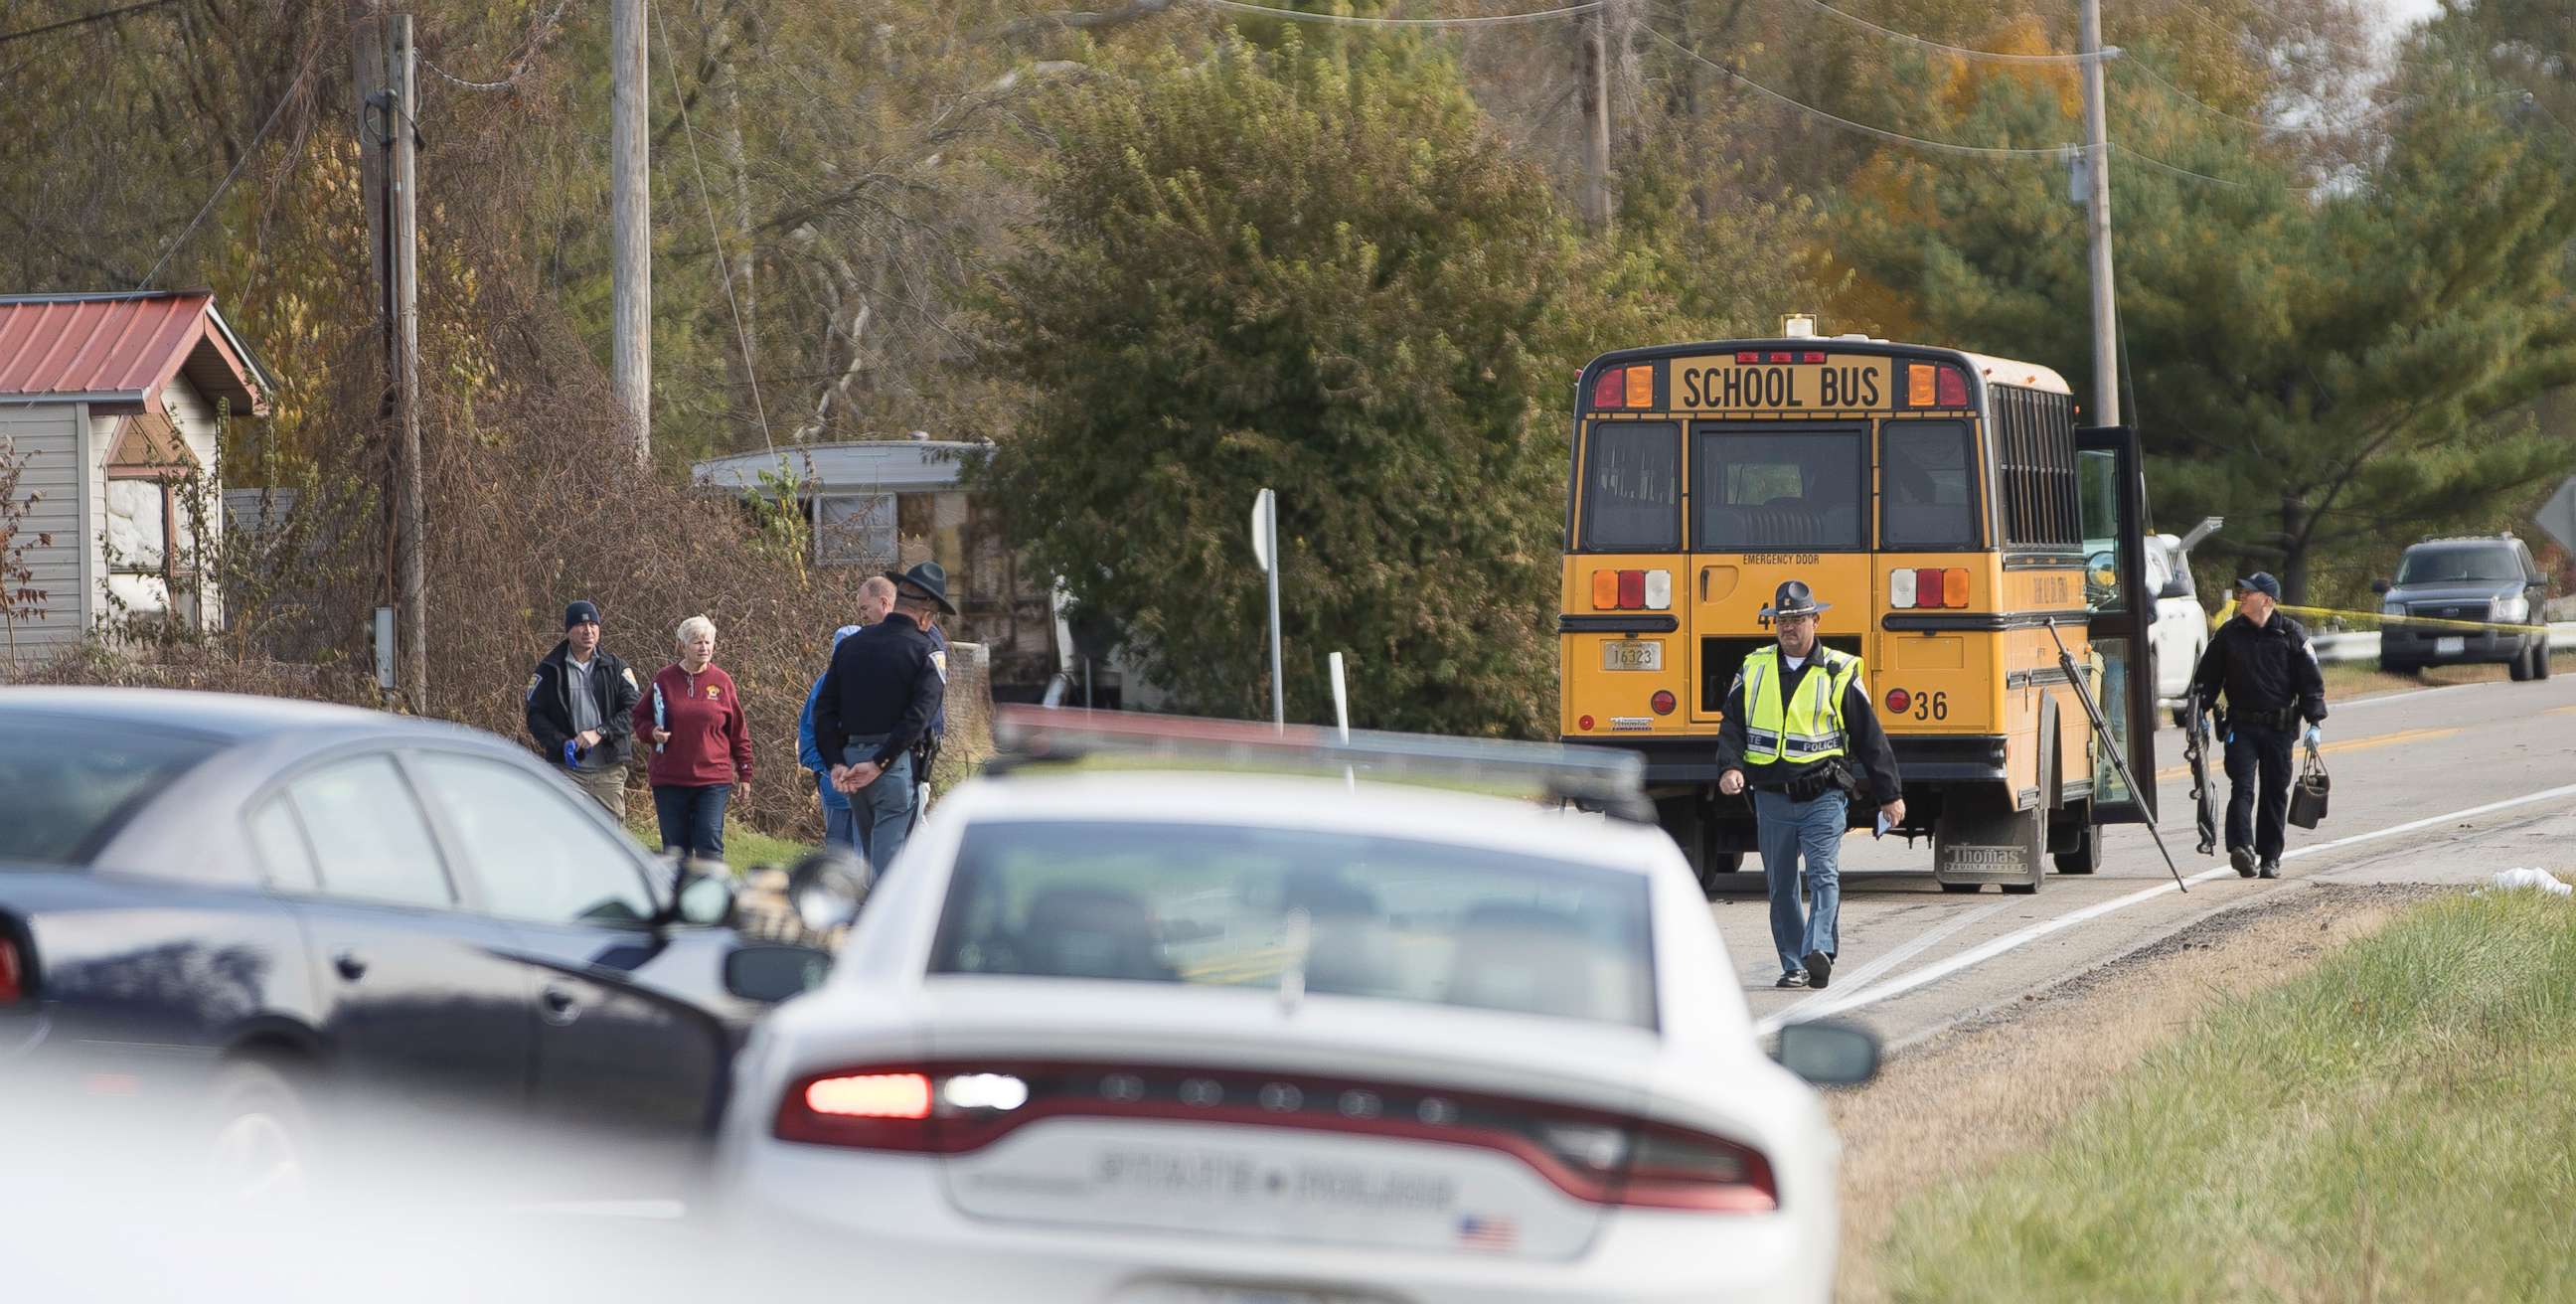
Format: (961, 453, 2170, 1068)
(1558, 327, 2158, 894)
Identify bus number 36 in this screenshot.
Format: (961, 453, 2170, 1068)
(1912, 692, 1949, 722)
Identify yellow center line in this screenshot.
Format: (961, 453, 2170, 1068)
(2155, 726, 2461, 780)
(2548, 705, 2576, 718)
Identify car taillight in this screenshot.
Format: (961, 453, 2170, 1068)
(777, 1060, 1776, 1214)
(1651, 690, 1677, 715)
(1611, 1124, 1779, 1212)
(0, 934, 23, 1004)
(1886, 688, 1911, 715)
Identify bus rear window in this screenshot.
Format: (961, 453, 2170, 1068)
(1694, 426, 1864, 551)
(1579, 421, 1680, 552)
(1881, 419, 1980, 550)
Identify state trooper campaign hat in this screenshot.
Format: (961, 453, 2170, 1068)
(885, 561, 958, 615)
(1759, 579, 1831, 620)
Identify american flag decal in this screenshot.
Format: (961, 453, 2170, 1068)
(1457, 1214, 1518, 1250)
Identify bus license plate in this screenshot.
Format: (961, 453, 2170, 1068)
(1602, 640, 1663, 671)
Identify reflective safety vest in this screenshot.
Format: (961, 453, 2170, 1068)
(1739, 645, 1862, 767)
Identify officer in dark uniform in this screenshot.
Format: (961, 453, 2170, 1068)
(815, 561, 953, 875)
(1713, 580, 1904, 990)
(2187, 571, 2327, 880)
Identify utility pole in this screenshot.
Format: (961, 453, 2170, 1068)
(610, 0, 651, 462)
(354, 11, 427, 711)
(2078, 0, 2120, 426)
(1579, 1, 1612, 234)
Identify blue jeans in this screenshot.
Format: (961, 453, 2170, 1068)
(1755, 788, 1848, 975)
(652, 783, 731, 863)
(840, 737, 915, 876)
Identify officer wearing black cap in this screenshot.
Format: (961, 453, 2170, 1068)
(815, 561, 954, 874)
(1713, 580, 1904, 990)
(2188, 571, 2327, 879)
(526, 599, 642, 817)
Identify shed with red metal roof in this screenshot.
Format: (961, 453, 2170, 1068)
(0, 291, 274, 663)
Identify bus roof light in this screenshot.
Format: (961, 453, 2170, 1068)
(1943, 568, 1970, 608)
(1906, 363, 1935, 407)
(1766, 351, 1793, 364)
(1624, 365, 1655, 408)
(1800, 351, 1826, 364)
(1592, 367, 1626, 408)
(1936, 365, 1969, 408)
(1735, 350, 1760, 364)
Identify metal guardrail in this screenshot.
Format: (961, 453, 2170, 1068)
(2308, 621, 2576, 665)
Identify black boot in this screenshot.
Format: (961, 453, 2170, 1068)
(2230, 847, 2256, 878)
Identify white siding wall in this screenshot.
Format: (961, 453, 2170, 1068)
(162, 377, 223, 628)
(0, 402, 84, 666)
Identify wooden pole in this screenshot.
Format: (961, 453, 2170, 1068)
(354, 13, 427, 711)
(1579, 1, 1612, 234)
(610, 0, 652, 462)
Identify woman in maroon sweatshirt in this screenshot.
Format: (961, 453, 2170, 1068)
(634, 614, 754, 867)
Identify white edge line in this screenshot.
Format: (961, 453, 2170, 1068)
(1768, 898, 2013, 1023)
(1756, 780, 2576, 1034)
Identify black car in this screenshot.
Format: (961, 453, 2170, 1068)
(2373, 534, 2555, 680)
(0, 687, 852, 1199)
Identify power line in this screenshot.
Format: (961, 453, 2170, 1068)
(1646, 27, 2063, 158)
(136, 42, 324, 291)
(648, 0, 777, 460)
(0, 0, 178, 47)
(1196, 0, 1603, 28)
(420, 0, 575, 92)
(1762, 0, 2110, 67)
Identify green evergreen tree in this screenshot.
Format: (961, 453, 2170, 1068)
(982, 34, 1590, 735)
(1840, 58, 2576, 605)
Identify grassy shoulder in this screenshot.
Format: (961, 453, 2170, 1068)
(1878, 883, 2576, 1303)
(624, 818, 811, 872)
(2320, 648, 2574, 701)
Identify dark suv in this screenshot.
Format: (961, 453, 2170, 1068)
(2373, 534, 2554, 680)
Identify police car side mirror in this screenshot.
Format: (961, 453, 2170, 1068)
(1772, 1020, 1879, 1087)
(2370, 578, 2391, 595)
(786, 847, 873, 932)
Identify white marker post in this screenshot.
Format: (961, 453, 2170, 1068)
(1252, 488, 1284, 731)
(1329, 650, 1355, 792)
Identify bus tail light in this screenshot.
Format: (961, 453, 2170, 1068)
(1651, 691, 1677, 716)
(1888, 569, 1917, 609)
(1625, 366, 1654, 408)
(1936, 366, 1969, 408)
(1886, 688, 1912, 716)
(1592, 569, 1671, 610)
(1915, 568, 1945, 608)
(1592, 367, 1627, 408)
(1906, 362, 1970, 408)
(1592, 570, 1621, 608)
(1578, 715, 1596, 731)
(1888, 568, 1971, 610)
(1941, 568, 1969, 608)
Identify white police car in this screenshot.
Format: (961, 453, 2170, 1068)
(713, 711, 1875, 1303)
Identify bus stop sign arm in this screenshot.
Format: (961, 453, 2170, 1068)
(2045, 617, 2188, 893)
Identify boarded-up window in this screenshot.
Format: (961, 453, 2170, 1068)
(815, 493, 897, 570)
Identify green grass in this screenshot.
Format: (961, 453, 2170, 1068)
(2319, 648, 2575, 702)
(625, 820, 812, 873)
(1881, 885, 2576, 1304)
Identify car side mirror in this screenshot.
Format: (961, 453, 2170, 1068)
(786, 847, 873, 933)
(2157, 575, 2190, 601)
(676, 872, 737, 926)
(724, 943, 833, 1003)
(1772, 1020, 1879, 1086)
(2369, 578, 2390, 595)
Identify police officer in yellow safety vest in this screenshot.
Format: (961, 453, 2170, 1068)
(1715, 581, 1906, 990)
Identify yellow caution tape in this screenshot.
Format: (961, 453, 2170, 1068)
(2210, 597, 2553, 636)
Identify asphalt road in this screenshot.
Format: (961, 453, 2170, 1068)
(1709, 671, 2576, 1050)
